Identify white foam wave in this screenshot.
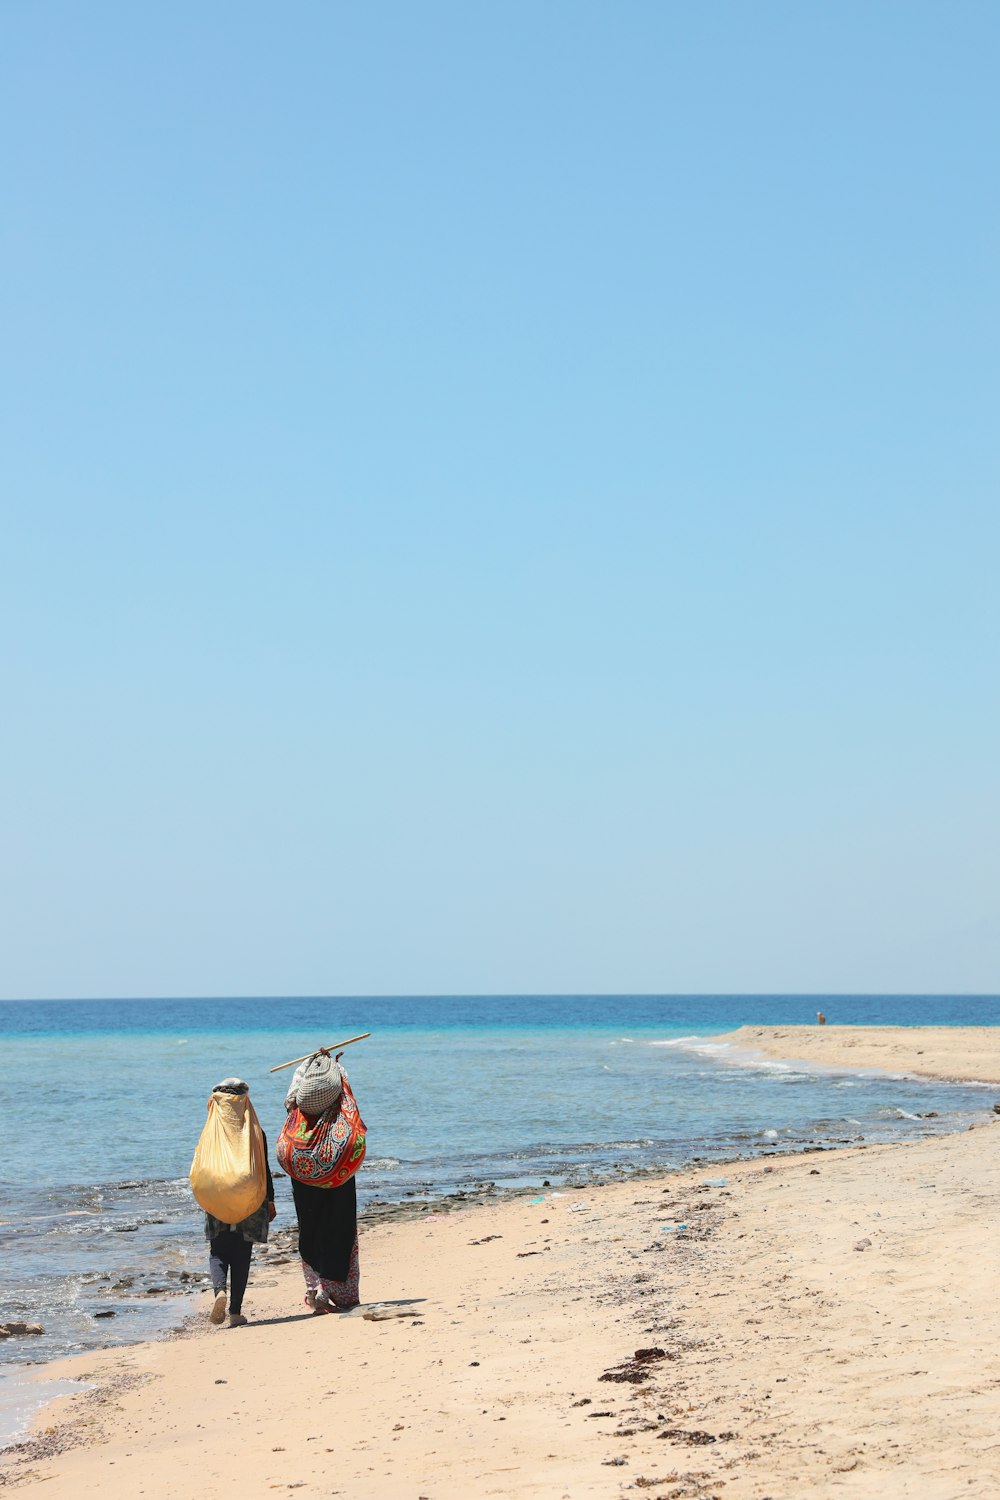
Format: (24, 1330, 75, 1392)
(648, 1035, 749, 1062)
(647, 1035, 806, 1075)
(649, 1035, 726, 1050)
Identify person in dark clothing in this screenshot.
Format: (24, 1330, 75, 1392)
(283, 1057, 361, 1313)
(204, 1078, 276, 1328)
(292, 1175, 359, 1311)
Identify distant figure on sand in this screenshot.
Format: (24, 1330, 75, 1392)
(817, 1011, 827, 1025)
(278, 1052, 365, 1315)
(202, 1078, 276, 1328)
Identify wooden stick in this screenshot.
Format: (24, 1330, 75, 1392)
(269, 1033, 371, 1073)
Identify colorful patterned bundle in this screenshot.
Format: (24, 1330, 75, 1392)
(277, 1074, 367, 1188)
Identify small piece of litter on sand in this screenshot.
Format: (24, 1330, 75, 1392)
(528, 1197, 545, 1204)
(660, 1224, 688, 1232)
(568, 1204, 590, 1212)
(701, 1178, 727, 1187)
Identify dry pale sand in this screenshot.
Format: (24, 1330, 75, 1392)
(3, 1030, 1000, 1499)
(718, 1025, 1000, 1085)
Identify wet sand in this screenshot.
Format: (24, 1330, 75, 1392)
(3, 1028, 1000, 1498)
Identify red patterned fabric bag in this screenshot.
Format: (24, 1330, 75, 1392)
(277, 1076, 367, 1188)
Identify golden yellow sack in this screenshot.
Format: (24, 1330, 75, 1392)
(189, 1092, 267, 1224)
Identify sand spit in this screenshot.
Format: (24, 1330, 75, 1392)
(718, 1024, 1000, 1085)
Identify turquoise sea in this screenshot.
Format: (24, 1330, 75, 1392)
(1, 993, 997, 1402)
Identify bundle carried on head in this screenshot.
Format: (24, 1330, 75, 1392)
(278, 1050, 366, 1189)
(190, 1083, 267, 1222)
(283, 1050, 343, 1116)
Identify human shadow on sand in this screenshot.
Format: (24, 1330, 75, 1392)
(247, 1298, 427, 1329)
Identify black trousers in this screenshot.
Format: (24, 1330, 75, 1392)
(291, 1174, 357, 1283)
(209, 1230, 253, 1314)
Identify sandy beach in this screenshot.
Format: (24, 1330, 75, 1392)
(3, 1027, 1000, 1499)
(718, 1025, 1000, 1085)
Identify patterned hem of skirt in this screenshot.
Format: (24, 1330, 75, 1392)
(301, 1236, 360, 1309)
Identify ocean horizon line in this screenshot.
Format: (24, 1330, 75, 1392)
(3, 989, 1000, 1004)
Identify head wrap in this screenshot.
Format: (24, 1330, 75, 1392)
(214, 1077, 249, 1095)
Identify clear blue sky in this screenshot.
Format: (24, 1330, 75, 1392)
(2, 2, 997, 998)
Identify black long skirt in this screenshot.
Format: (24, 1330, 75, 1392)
(290, 1175, 357, 1283)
